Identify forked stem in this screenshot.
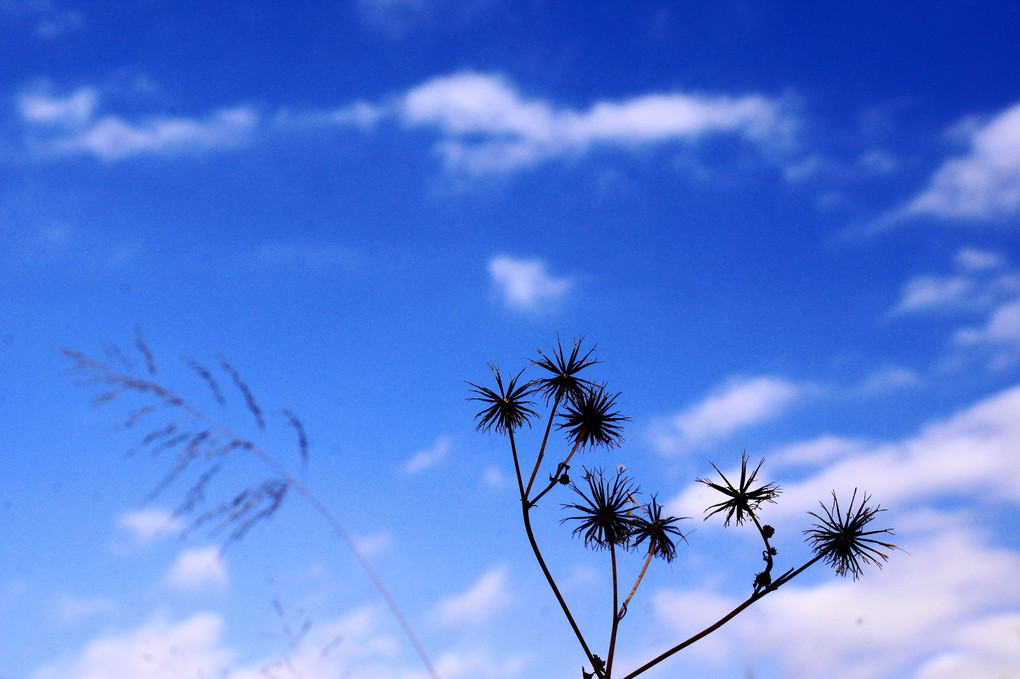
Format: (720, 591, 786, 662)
(524, 396, 561, 498)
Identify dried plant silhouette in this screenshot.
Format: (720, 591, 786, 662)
(61, 331, 439, 679)
(469, 335, 898, 679)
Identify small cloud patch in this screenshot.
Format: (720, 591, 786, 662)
(488, 255, 572, 312)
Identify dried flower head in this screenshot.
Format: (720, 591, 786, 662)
(530, 335, 599, 406)
(557, 383, 628, 450)
(468, 364, 538, 435)
(562, 468, 638, 550)
(631, 496, 688, 563)
(698, 452, 780, 526)
(805, 489, 897, 580)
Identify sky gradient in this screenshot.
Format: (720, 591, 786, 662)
(2, 2, 1020, 678)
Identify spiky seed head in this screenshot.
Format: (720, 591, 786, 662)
(804, 489, 897, 580)
(562, 467, 639, 551)
(630, 495, 688, 563)
(530, 334, 599, 406)
(697, 452, 781, 526)
(467, 364, 538, 435)
(557, 383, 628, 450)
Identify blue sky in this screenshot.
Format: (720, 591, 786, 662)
(2, 1, 1020, 678)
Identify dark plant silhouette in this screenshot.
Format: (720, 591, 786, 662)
(470, 336, 897, 679)
(62, 330, 439, 679)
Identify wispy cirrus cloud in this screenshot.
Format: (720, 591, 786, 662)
(651, 376, 805, 455)
(884, 100, 1020, 224)
(488, 255, 573, 312)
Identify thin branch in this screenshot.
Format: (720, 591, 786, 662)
(605, 543, 622, 679)
(620, 554, 824, 679)
(620, 537, 656, 617)
(524, 395, 561, 498)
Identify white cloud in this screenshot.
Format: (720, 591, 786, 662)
(400, 72, 792, 173)
(31, 604, 528, 679)
(651, 376, 803, 455)
(669, 381, 1020, 522)
(354, 531, 393, 558)
(32, 611, 235, 679)
(955, 247, 1004, 272)
(856, 366, 922, 393)
(771, 434, 870, 466)
(231, 606, 409, 679)
(890, 249, 1020, 327)
(433, 645, 528, 679)
(435, 565, 511, 626)
(488, 255, 572, 312)
(482, 465, 506, 487)
(889, 249, 1020, 359)
(404, 435, 452, 473)
(914, 613, 1020, 679)
(18, 88, 97, 126)
(53, 107, 259, 160)
(892, 274, 980, 314)
(955, 299, 1020, 346)
(273, 101, 384, 131)
(794, 383, 1020, 511)
(164, 546, 228, 592)
(55, 593, 117, 621)
(892, 100, 1020, 222)
(116, 507, 184, 543)
(17, 84, 259, 160)
(16, 73, 792, 172)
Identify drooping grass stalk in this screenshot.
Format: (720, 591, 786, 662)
(61, 348, 440, 679)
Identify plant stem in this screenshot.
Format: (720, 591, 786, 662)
(605, 543, 622, 679)
(524, 396, 561, 498)
(520, 499, 600, 675)
(620, 537, 656, 617)
(750, 513, 775, 588)
(527, 431, 584, 509)
(508, 429, 527, 504)
(620, 554, 824, 679)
